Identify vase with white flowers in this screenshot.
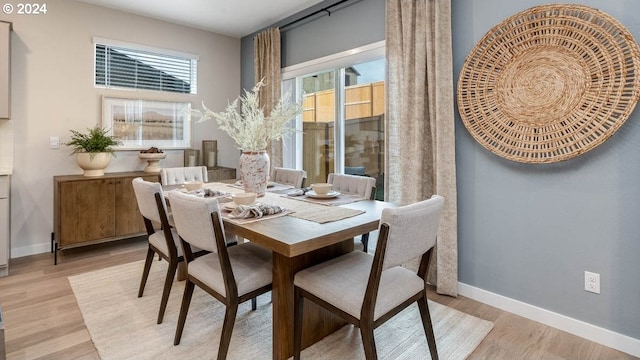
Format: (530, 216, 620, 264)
(193, 79, 302, 196)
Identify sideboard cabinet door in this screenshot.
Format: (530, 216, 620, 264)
(114, 175, 156, 236)
(54, 172, 159, 250)
(58, 178, 115, 246)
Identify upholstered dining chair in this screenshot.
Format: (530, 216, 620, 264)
(160, 166, 208, 185)
(167, 191, 273, 359)
(293, 195, 444, 360)
(272, 167, 307, 188)
(132, 177, 203, 324)
(327, 173, 377, 252)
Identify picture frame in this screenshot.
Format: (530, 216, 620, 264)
(102, 97, 192, 150)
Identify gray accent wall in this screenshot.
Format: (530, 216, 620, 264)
(241, 0, 640, 341)
(240, 0, 385, 90)
(453, 0, 640, 340)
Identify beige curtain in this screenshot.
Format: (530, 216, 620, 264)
(254, 27, 283, 167)
(385, 0, 458, 296)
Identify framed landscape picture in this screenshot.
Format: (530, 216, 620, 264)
(102, 97, 192, 150)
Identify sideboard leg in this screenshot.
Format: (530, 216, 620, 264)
(51, 232, 59, 265)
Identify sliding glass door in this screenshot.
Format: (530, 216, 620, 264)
(282, 42, 385, 199)
(301, 69, 337, 185)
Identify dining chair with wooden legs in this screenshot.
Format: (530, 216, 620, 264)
(132, 177, 194, 324)
(160, 166, 208, 185)
(272, 167, 307, 188)
(327, 173, 377, 252)
(168, 191, 272, 360)
(293, 195, 445, 360)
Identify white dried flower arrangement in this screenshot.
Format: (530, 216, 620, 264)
(193, 79, 302, 152)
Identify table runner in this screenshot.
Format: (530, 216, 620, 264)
(201, 183, 365, 224)
(259, 193, 364, 224)
(282, 192, 364, 206)
(226, 181, 294, 193)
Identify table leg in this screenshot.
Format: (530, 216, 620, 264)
(177, 262, 187, 281)
(271, 239, 354, 360)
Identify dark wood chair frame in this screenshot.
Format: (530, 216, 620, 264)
(293, 223, 439, 360)
(137, 192, 182, 324)
(137, 192, 209, 324)
(173, 210, 273, 360)
(359, 186, 376, 253)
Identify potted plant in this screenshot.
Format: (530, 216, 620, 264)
(65, 126, 122, 176)
(193, 79, 302, 195)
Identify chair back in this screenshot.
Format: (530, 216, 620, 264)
(160, 166, 208, 185)
(272, 167, 307, 188)
(132, 177, 167, 224)
(166, 190, 220, 253)
(379, 195, 444, 270)
(327, 173, 376, 199)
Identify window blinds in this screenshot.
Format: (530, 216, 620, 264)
(95, 42, 197, 94)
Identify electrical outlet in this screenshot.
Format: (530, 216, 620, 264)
(584, 271, 600, 294)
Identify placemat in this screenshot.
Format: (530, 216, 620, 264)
(261, 193, 364, 224)
(194, 183, 364, 224)
(283, 192, 365, 206)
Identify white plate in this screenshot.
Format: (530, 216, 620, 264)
(306, 190, 340, 199)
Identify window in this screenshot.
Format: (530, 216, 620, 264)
(94, 38, 198, 94)
(282, 41, 385, 199)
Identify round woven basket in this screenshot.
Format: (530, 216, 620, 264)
(457, 4, 640, 163)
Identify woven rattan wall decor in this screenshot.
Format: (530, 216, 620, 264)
(457, 4, 640, 163)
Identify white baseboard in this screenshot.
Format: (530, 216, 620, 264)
(11, 242, 51, 259)
(457, 282, 640, 358)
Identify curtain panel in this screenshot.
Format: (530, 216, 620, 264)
(385, 0, 458, 296)
(253, 27, 283, 167)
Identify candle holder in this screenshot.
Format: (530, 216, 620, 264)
(202, 140, 218, 169)
(183, 149, 200, 167)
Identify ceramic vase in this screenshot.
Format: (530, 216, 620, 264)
(239, 150, 270, 196)
(76, 152, 111, 177)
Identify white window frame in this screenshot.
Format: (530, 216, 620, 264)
(93, 37, 199, 94)
(281, 40, 385, 171)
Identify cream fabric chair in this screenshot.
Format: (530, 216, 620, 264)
(160, 166, 208, 185)
(327, 173, 376, 199)
(132, 177, 194, 324)
(168, 191, 272, 359)
(293, 195, 444, 360)
(272, 167, 307, 188)
(327, 173, 377, 252)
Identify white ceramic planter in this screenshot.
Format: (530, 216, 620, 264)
(76, 152, 111, 177)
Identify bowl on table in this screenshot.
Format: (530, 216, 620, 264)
(232, 192, 257, 205)
(311, 183, 332, 195)
(183, 180, 204, 191)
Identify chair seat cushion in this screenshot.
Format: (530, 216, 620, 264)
(294, 251, 424, 320)
(188, 242, 272, 297)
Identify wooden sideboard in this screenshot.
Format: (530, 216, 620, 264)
(53, 171, 159, 263)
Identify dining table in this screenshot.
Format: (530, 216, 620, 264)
(164, 181, 395, 360)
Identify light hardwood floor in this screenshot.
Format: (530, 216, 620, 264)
(0, 237, 636, 360)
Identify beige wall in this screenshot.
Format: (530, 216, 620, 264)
(0, 0, 241, 257)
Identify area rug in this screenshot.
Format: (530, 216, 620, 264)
(68, 260, 493, 359)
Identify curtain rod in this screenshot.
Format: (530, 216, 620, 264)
(278, 0, 350, 30)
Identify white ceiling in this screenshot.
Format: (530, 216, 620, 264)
(74, 0, 326, 38)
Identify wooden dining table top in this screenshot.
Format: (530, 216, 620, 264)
(223, 198, 394, 257)
(163, 181, 395, 258)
